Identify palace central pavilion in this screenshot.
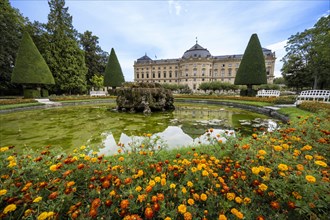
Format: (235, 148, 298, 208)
(134, 41, 276, 91)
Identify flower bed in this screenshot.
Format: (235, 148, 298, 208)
(0, 115, 329, 219)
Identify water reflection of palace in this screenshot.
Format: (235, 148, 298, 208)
(98, 126, 235, 156)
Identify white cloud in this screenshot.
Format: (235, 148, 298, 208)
(168, 0, 182, 15)
(267, 40, 288, 78)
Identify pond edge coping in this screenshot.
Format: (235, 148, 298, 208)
(0, 98, 289, 123)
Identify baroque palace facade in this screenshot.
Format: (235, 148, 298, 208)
(133, 41, 276, 91)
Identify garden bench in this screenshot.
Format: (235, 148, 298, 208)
(90, 91, 107, 97)
(256, 90, 280, 97)
(295, 90, 330, 104)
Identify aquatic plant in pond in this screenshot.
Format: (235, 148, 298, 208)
(0, 103, 274, 153)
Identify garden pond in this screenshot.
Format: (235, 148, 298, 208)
(0, 102, 278, 155)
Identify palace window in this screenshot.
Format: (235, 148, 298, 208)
(152, 72, 155, 78)
(169, 71, 172, 78)
(142, 73, 144, 78)
(163, 71, 167, 78)
(228, 69, 232, 76)
(193, 68, 197, 76)
(158, 72, 161, 78)
(147, 73, 149, 78)
(137, 74, 139, 79)
(236, 63, 239, 67)
(222, 64, 225, 67)
(175, 71, 178, 77)
(228, 64, 232, 67)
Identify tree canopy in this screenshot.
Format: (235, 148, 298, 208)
(281, 15, 330, 89)
(234, 33, 267, 88)
(104, 48, 125, 89)
(0, 0, 26, 94)
(41, 0, 87, 94)
(11, 32, 54, 85)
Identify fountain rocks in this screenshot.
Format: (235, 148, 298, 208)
(116, 82, 175, 114)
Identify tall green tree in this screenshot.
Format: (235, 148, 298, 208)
(234, 33, 267, 95)
(44, 0, 87, 94)
(281, 15, 330, 89)
(79, 31, 108, 89)
(11, 32, 54, 86)
(0, 0, 26, 95)
(104, 48, 125, 89)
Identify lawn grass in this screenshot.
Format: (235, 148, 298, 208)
(0, 102, 44, 110)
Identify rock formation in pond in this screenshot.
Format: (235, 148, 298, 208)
(116, 82, 175, 113)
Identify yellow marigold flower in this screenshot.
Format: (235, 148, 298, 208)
(80, 145, 86, 150)
(278, 164, 288, 171)
(191, 167, 198, 172)
(84, 155, 90, 161)
(314, 155, 325, 160)
(305, 175, 316, 183)
(161, 178, 166, 186)
(91, 157, 98, 163)
(259, 183, 268, 191)
(305, 155, 313, 160)
(170, 183, 176, 189)
(296, 164, 304, 171)
(66, 181, 75, 187)
(226, 192, 235, 201)
(178, 204, 187, 214)
(258, 150, 267, 155)
(282, 144, 289, 150)
(187, 181, 194, 187)
(135, 186, 142, 192)
(273, 145, 282, 151)
(293, 149, 301, 156)
(33, 196, 42, 203)
(301, 145, 312, 151)
(164, 217, 172, 220)
(216, 184, 221, 188)
(251, 167, 260, 175)
(7, 156, 15, 161)
(49, 165, 57, 172)
(109, 190, 116, 196)
(37, 211, 55, 220)
(243, 197, 251, 204)
(315, 160, 327, 167)
(0, 147, 9, 152)
(154, 177, 161, 183)
(118, 156, 124, 162)
(219, 214, 227, 220)
(137, 170, 144, 176)
(0, 189, 7, 196)
(149, 180, 156, 187)
(146, 133, 152, 137)
(24, 209, 33, 217)
(202, 170, 209, 176)
(187, 198, 195, 205)
(181, 187, 187, 194)
(3, 204, 16, 214)
(137, 194, 146, 203)
(235, 196, 242, 204)
(200, 193, 207, 201)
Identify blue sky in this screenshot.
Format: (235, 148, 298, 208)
(10, 0, 329, 81)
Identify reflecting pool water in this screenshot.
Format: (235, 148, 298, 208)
(0, 102, 276, 154)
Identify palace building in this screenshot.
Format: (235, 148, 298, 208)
(133, 41, 276, 91)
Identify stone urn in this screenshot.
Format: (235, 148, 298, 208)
(116, 82, 175, 114)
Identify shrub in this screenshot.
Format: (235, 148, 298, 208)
(298, 101, 330, 113)
(273, 96, 296, 104)
(23, 89, 40, 98)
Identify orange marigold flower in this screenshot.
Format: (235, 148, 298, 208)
(296, 164, 304, 171)
(118, 156, 124, 162)
(301, 145, 312, 151)
(219, 214, 227, 220)
(187, 198, 195, 205)
(273, 145, 282, 151)
(305, 155, 313, 160)
(226, 192, 235, 201)
(200, 193, 208, 201)
(120, 199, 130, 209)
(184, 212, 193, 220)
(258, 150, 267, 155)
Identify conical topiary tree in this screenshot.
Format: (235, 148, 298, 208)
(234, 33, 267, 96)
(11, 31, 55, 97)
(103, 48, 125, 90)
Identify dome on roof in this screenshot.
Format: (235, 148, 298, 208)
(137, 54, 152, 61)
(182, 43, 211, 59)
